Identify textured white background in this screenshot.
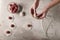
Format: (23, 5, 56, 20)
(0, 0, 60, 40)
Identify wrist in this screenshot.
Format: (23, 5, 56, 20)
(46, 7, 50, 11)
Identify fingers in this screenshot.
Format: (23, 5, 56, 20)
(30, 0, 41, 19)
(36, 13, 46, 19)
(30, 7, 46, 19)
(36, 13, 43, 19)
(31, 8, 34, 17)
(30, 0, 47, 19)
(30, 0, 40, 18)
(39, 13, 46, 19)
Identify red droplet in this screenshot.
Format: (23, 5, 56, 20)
(11, 24, 15, 27)
(6, 31, 11, 34)
(27, 24, 32, 27)
(8, 16, 12, 19)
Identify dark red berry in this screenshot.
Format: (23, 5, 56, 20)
(11, 24, 15, 27)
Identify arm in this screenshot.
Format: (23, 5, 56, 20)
(34, 0, 40, 9)
(37, 0, 60, 19)
(45, 0, 60, 10)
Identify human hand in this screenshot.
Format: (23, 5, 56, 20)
(36, 8, 48, 19)
(30, 0, 40, 18)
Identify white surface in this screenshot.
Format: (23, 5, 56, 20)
(0, 0, 60, 40)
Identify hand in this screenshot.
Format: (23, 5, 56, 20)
(30, 0, 39, 17)
(36, 8, 48, 19)
(30, 0, 40, 18)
